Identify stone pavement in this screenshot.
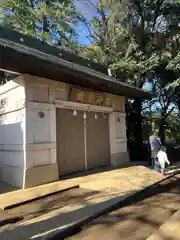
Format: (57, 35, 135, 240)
(1, 163, 179, 240)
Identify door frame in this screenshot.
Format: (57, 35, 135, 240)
(55, 100, 113, 171)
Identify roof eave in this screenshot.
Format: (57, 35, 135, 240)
(0, 27, 151, 99)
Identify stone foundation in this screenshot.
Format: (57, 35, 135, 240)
(24, 163, 59, 188)
(111, 152, 130, 167)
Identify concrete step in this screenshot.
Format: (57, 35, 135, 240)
(147, 209, 180, 240)
(0, 181, 79, 210)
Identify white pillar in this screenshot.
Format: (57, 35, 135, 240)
(109, 112, 129, 166)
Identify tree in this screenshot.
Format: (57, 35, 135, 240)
(82, 0, 180, 145)
(80, 0, 130, 70)
(1, 0, 80, 50)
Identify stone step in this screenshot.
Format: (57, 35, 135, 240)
(147, 209, 180, 240)
(0, 181, 79, 210)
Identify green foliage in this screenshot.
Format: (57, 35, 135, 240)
(166, 114, 180, 143)
(80, 0, 180, 144)
(1, 0, 80, 50)
(82, 0, 180, 88)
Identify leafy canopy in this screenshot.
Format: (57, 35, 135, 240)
(1, 0, 80, 50)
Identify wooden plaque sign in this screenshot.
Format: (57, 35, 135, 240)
(69, 88, 113, 107)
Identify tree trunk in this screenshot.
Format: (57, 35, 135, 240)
(159, 119, 165, 146)
(159, 124, 165, 145)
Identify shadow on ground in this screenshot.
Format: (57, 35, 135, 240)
(1, 174, 180, 240)
(65, 175, 180, 240)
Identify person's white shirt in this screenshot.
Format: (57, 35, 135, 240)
(157, 150, 170, 169)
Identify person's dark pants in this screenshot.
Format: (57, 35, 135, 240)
(151, 157, 155, 169)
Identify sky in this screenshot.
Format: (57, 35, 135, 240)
(76, 22, 92, 45)
(75, 0, 100, 45)
(76, 0, 99, 20)
(75, 0, 111, 45)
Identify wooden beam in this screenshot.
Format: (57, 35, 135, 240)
(0, 68, 20, 75)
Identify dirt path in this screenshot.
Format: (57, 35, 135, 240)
(66, 174, 180, 240)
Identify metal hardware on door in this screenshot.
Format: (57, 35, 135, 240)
(73, 109, 77, 116)
(83, 112, 87, 119)
(117, 117, 121, 122)
(39, 111, 45, 118)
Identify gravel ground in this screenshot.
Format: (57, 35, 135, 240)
(66, 174, 180, 240)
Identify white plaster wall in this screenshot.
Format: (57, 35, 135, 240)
(24, 74, 70, 104)
(109, 112, 127, 155)
(26, 148, 56, 169)
(109, 111, 129, 166)
(26, 106, 51, 143)
(55, 86, 70, 101)
(25, 102, 56, 170)
(27, 85, 50, 103)
(23, 75, 70, 173)
(0, 77, 26, 188)
(0, 150, 24, 167)
(0, 110, 25, 145)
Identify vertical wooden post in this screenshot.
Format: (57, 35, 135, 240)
(133, 98, 143, 156)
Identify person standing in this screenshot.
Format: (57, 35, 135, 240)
(149, 129, 161, 170)
(157, 146, 170, 175)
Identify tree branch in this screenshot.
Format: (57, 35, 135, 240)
(162, 106, 175, 121)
